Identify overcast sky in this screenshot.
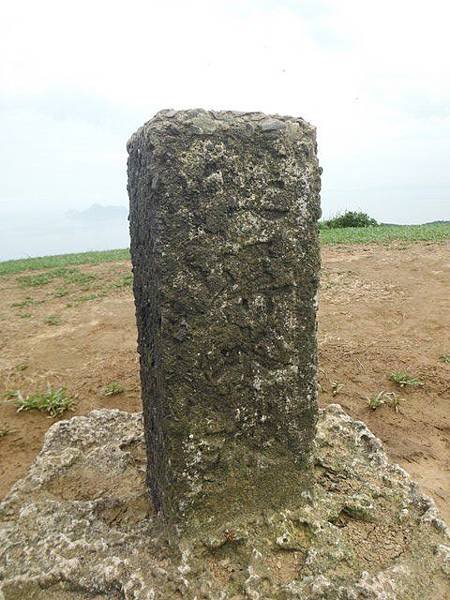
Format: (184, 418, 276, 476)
(1, 0, 449, 257)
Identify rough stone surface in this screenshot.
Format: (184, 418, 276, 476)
(1, 406, 449, 599)
(127, 109, 322, 527)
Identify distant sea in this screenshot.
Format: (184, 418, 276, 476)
(0, 205, 130, 261)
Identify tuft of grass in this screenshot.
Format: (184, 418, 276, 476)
(60, 269, 96, 286)
(390, 371, 423, 388)
(102, 381, 125, 396)
(368, 391, 401, 412)
(77, 293, 100, 302)
(54, 287, 69, 298)
(14, 386, 76, 417)
(439, 354, 450, 364)
(0, 423, 12, 438)
(11, 296, 36, 308)
(331, 382, 344, 396)
(113, 273, 133, 288)
(19, 312, 32, 319)
(44, 314, 61, 326)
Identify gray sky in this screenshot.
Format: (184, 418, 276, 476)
(1, 0, 449, 258)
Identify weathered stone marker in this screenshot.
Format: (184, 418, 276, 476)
(128, 109, 321, 530)
(2, 112, 449, 600)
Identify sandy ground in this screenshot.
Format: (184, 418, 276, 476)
(0, 242, 449, 520)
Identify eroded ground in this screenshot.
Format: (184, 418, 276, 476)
(0, 242, 449, 519)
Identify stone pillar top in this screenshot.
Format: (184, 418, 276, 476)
(127, 108, 317, 148)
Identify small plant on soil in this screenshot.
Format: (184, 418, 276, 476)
(439, 354, 450, 364)
(44, 314, 61, 326)
(78, 294, 97, 302)
(113, 273, 133, 288)
(102, 381, 125, 396)
(14, 386, 76, 417)
(0, 423, 12, 438)
(54, 288, 69, 298)
(331, 382, 344, 396)
(390, 371, 423, 388)
(17, 272, 54, 287)
(11, 297, 36, 308)
(368, 391, 401, 412)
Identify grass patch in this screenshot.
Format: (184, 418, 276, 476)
(390, 371, 423, 388)
(11, 297, 36, 308)
(102, 381, 125, 396)
(17, 267, 96, 291)
(320, 223, 450, 245)
(60, 269, 96, 286)
(17, 272, 55, 287)
(1, 249, 130, 276)
(44, 314, 61, 326)
(19, 312, 32, 319)
(13, 386, 76, 417)
(439, 354, 450, 364)
(368, 391, 401, 412)
(113, 273, 133, 288)
(54, 287, 69, 298)
(78, 293, 100, 302)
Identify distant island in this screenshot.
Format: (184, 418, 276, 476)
(66, 204, 128, 222)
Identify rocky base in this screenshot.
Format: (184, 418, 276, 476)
(1, 405, 449, 600)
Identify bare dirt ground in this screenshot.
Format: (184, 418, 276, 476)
(0, 242, 449, 520)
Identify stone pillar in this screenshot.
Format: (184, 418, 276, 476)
(128, 110, 321, 530)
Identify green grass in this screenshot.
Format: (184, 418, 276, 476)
(390, 371, 423, 388)
(368, 391, 401, 412)
(13, 386, 76, 417)
(17, 267, 97, 288)
(54, 287, 69, 298)
(320, 223, 450, 245)
(77, 293, 100, 302)
(11, 297, 37, 308)
(17, 272, 55, 287)
(44, 314, 61, 326)
(102, 381, 125, 396)
(0, 249, 130, 276)
(113, 273, 133, 288)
